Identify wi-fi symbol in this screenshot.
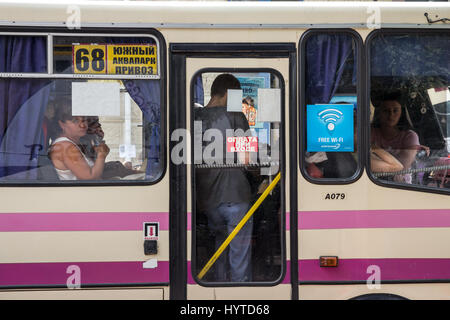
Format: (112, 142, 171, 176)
(318, 108, 344, 132)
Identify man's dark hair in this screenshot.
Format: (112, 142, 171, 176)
(210, 74, 241, 97)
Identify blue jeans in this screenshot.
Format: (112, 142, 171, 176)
(205, 202, 253, 282)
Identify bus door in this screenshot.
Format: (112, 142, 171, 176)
(169, 43, 297, 300)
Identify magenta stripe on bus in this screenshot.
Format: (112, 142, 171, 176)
(0, 261, 169, 287)
(0, 212, 169, 232)
(3, 258, 449, 286)
(297, 209, 450, 230)
(299, 258, 450, 282)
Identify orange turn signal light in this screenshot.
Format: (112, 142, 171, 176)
(320, 256, 338, 267)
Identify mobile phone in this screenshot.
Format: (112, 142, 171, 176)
(93, 136, 104, 146)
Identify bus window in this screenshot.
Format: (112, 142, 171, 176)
(369, 32, 450, 190)
(0, 34, 164, 183)
(302, 32, 360, 181)
(192, 71, 283, 284)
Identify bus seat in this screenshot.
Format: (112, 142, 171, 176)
(37, 153, 59, 181)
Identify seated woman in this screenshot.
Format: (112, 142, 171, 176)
(49, 102, 110, 180)
(371, 93, 421, 183)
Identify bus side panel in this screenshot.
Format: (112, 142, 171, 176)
(0, 178, 169, 294)
(298, 174, 450, 299)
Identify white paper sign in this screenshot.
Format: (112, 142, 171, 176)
(119, 144, 136, 158)
(427, 87, 450, 106)
(227, 89, 243, 112)
(72, 82, 120, 116)
(143, 259, 158, 269)
(257, 88, 281, 122)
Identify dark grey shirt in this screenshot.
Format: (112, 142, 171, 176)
(194, 106, 252, 212)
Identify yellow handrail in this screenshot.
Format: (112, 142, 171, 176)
(197, 172, 281, 280)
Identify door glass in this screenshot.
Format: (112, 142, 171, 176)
(192, 71, 283, 284)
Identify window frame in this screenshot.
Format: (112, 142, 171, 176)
(0, 27, 167, 186)
(189, 67, 287, 287)
(0, 32, 161, 79)
(365, 28, 450, 196)
(299, 29, 365, 185)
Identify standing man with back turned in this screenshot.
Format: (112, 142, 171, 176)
(194, 73, 253, 282)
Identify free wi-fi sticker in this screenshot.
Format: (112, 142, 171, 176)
(306, 104, 354, 152)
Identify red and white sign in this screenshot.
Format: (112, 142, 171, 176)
(144, 222, 159, 240)
(227, 136, 258, 153)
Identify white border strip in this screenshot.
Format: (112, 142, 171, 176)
(0, 21, 449, 29)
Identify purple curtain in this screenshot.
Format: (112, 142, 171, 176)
(305, 34, 353, 104)
(0, 36, 50, 179)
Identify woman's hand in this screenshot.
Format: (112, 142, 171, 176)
(416, 145, 430, 157)
(94, 142, 110, 159)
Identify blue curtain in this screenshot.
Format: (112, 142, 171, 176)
(194, 75, 204, 106)
(0, 36, 50, 179)
(123, 79, 161, 179)
(305, 34, 353, 104)
(110, 37, 162, 178)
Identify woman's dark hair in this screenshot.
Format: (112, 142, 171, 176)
(371, 91, 412, 131)
(50, 98, 74, 138)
